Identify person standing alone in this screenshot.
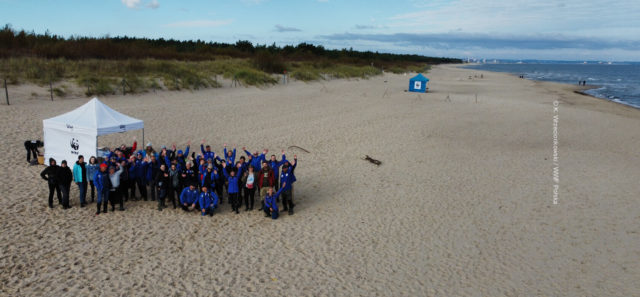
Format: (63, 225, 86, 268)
(41, 158, 62, 208)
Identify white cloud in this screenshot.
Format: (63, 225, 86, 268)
(121, 0, 141, 9)
(146, 0, 159, 9)
(122, 0, 159, 9)
(165, 19, 233, 28)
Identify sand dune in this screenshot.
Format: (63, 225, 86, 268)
(1, 65, 638, 296)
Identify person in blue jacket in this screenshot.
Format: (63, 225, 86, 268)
(263, 185, 285, 220)
(280, 156, 297, 215)
(133, 152, 149, 200)
(223, 143, 236, 167)
(198, 185, 219, 216)
(127, 155, 138, 200)
(268, 150, 287, 190)
(200, 139, 216, 161)
(93, 163, 111, 215)
(180, 184, 199, 211)
(243, 147, 267, 173)
(222, 161, 243, 214)
(146, 155, 160, 201)
(86, 156, 99, 202)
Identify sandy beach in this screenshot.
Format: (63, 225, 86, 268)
(1, 64, 638, 296)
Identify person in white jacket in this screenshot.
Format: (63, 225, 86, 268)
(108, 163, 125, 211)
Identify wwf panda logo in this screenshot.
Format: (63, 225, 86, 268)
(70, 138, 79, 150)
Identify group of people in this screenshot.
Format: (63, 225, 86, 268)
(40, 139, 299, 220)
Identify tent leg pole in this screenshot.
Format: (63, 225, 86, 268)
(142, 129, 145, 149)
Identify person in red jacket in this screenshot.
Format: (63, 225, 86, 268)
(258, 160, 275, 210)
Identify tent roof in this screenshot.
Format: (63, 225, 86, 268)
(43, 97, 143, 136)
(410, 73, 429, 81)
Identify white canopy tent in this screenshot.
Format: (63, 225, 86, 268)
(43, 98, 144, 163)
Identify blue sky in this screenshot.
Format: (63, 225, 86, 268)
(1, 0, 639, 61)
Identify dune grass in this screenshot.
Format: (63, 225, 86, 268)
(0, 57, 430, 96)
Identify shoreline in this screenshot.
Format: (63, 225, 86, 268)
(459, 64, 640, 110)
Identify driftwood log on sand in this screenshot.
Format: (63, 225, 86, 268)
(363, 155, 382, 166)
(288, 145, 310, 153)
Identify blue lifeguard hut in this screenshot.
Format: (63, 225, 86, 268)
(409, 73, 429, 93)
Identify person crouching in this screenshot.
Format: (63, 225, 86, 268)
(263, 184, 285, 220)
(198, 185, 219, 216)
(179, 184, 198, 212)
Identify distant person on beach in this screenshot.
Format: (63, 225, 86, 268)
(280, 156, 297, 215)
(263, 186, 285, 220)
(58, 160, 73, 209)
(94, 163, 110, 215)
(180, 184, 199, 211)
(154, 164, 170, 211)
(242, 165, 257, 210)
(222, 161, 243, 213)
(72, 155, 88, 207)
(40, 158, 62, 208)
(198, 185, 218, 216)
(108, 163, 125, 212)
(268, 151, 287, 191)
(223, 143, 236, 167)
(258, 161, 275, 209)
(24, 140, 43, 163)
(86, 156, 99, 203)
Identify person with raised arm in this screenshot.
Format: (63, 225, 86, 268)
(243, 147, 267, 174)
(223, 143, 236, 167)
(269, 150, 288, 191)
(222, 161, 243, 214)
(280, 155, 297, 215)
(200, 139, 215, 161)
(263, 185, 285, 220)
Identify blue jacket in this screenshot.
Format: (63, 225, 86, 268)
(245, 150, 266, 171)
(200, 145, 215, 161)
(93, 170, 110, 192)
(180, 187, 199, 205)
(223, 166, 243, 194)
(264, 188, 284, 212)
(200, 170, 218, 188)
(280, 169, 294, 191)
(86, 163, 99, 182)
(198, 191, 218, 211)
(269, 154, 287, 180)
(146, 160, 160, 182)
(223, 147, 236, 166)
(133, 159, 148, 179)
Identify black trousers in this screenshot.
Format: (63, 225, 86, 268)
(168, 186, 180, 208)
(136, 178, 147, 200)
(48, 182, 62, 207)
(244, 187, 256, 209)
(26, 147, 38, 162)
(215, 182, 224, 203)
(120, 180, 129, 201)
(89, 181, 95, 202)
(281, 190, 293, 211)
(109, 187, 123, 209)
(129, 179, 137, 199)
(59, 183, 70, 208)
(229, 193, 240, 211)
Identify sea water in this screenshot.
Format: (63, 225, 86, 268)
(464, 63, 640, 109)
